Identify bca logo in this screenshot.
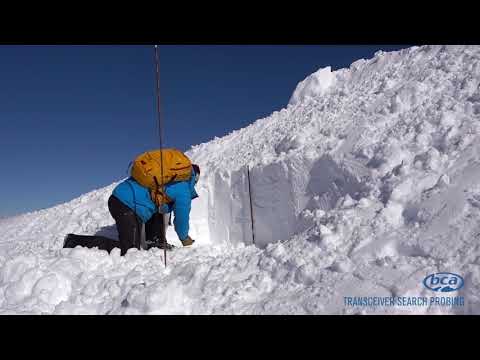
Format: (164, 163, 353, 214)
(423, 272, 464, 292)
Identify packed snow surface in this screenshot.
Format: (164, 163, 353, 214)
(1, 45, 480, 314)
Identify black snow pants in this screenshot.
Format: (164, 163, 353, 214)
(63, 195, 166, 256)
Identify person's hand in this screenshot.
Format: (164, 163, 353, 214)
(181, 236, 195, 247)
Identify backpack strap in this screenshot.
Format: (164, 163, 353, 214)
(152, 176, 172, 207)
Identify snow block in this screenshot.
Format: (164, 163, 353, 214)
(199, 154, 369, 248)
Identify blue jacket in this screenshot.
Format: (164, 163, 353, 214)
(112, 170, 199, 241)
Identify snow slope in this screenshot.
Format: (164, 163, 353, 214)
(1, 45, 480, 314)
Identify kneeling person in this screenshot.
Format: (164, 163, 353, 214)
(64, 153, 200, 256)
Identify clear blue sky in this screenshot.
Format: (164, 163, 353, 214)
(0, 45, 410, 217)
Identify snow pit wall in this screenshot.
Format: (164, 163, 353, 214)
(198, 154, 369, 248)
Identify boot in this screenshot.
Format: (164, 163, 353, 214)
(145, 236, 175, 251)
(63, 234, 77, 248)
(157, 241, 176, 251)
(181, 236, 195, 247)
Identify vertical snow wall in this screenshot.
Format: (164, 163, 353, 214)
(194, 154, 369, 248)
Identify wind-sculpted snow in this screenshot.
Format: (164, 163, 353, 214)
(288, 66, 336, 106)
(1, 45, 480, 314)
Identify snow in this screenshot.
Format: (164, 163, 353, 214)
(288, 66, 336, 106)
(1, 45, 480, 314)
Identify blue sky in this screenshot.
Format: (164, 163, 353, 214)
(0, 45, 410, 217)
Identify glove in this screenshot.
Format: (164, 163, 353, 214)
(181, 236, 195, 247)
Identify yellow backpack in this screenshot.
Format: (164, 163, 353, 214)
(131, 149, 193, 205)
